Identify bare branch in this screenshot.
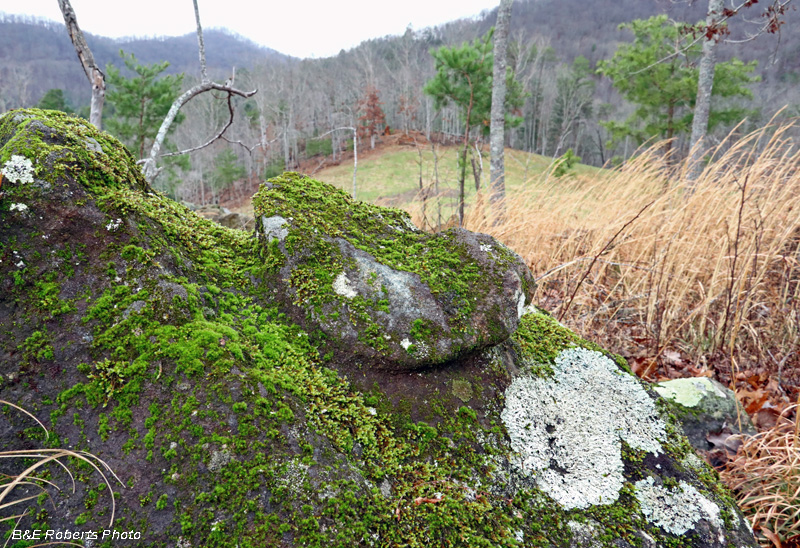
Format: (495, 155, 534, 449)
(57, 0, 105, 128)
(141, 82, 256, 182)
(627, 0, 792, 77)
(140, 1, 260, 183)
(558, 199, 655, 322)
(192, 0, 209, 84)
(220, 134, 277, 154)
(161, 92, 236, 157)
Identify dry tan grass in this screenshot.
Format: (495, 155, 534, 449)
(721, 403, 800, 545)
(0, 401, 123, 546)
(409, 123, 800, 369)
(409, 123, 800, 542)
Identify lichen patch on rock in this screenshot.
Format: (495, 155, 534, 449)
(500, 346, 666, 509)
(634, 476, 722, 535)
(332, 271, 357, 299)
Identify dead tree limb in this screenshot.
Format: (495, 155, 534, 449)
(141, 82, 256, 182)
(193, 0, 209, 84)
(57, 0, 105, 128)
(141, 0, 257, 183)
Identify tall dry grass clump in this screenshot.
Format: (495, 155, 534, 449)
(0, 400, 123, 542)
(440, 124, 800, 371)
(721, 403, 800, 545)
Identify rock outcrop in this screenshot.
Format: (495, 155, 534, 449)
(0, 110, 757, 548)
(252, 172, 535, 370)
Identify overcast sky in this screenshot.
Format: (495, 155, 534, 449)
(0, 0, 500, 58)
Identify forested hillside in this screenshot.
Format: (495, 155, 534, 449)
(0, 14, 287, 111)
(1, 0, 798, 202)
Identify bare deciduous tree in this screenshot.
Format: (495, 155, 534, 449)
(57, 0, 104, 128)
(141, 0, 257, 183)
(490, 0, 514, 219)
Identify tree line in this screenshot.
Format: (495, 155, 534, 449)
(9, 0, 797, 209)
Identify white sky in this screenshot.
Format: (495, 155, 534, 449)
(0, 0, 500, 58)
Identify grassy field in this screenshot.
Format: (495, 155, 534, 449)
(313, 141, 603, 220)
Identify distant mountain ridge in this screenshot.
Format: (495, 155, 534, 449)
(2, 0, 797, 115)
(0, 13, 289, 109)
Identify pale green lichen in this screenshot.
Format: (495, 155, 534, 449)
(654, 377, 730, 408)
(634, 476, 722, 535)
(2, 154, 34, 183)
(500, 347, 666, 510)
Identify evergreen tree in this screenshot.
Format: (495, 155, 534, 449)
(105, 50, 185, 159)
(211, 148, 246, 192)
(424, 31, 523, 225)
(37, 89, 74, 114)
(597, 15, 758, 158)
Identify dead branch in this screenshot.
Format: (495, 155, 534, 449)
(57, 0, 105, 128)
(141, 82, 256, 182)
(557, 199, 655, 321)
(193, 0, 209, 84)
(627, 0, 792, 77)
(141, 1, 257, 183)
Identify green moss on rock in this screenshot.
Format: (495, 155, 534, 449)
(0, 110, 757, 548)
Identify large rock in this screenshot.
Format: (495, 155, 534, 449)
(251, 172, 536, 370)
(0, 110, 757, 548)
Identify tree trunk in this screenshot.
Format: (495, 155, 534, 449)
(57, 0, 105, 128)
(665, 100, 675, 160)
(459, 86, 475, 227)
(489, 0, 513, 220)
(688, 0, 724, 184)
(352, 128, 358, 199)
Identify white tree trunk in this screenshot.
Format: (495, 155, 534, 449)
(352, 128, 358, 199)
(58, 0, 105, 128)
(688, 0, 724, 183)
(490, 0, 514, 217)
(192, 0, 209, 84)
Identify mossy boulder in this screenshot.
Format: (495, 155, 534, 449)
(654, 377, 756, 453)
(252, 172, 536, 370)
(0, 110, 757, 548)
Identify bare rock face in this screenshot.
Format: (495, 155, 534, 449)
(0, 110, 758, 548)
(251, 172, 536, 370)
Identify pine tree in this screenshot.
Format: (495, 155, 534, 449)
(105, 50, 185, 159)
(37, 89, 74, 114)
(597, 15, 758, 159)
(424, 31, 523, 225)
